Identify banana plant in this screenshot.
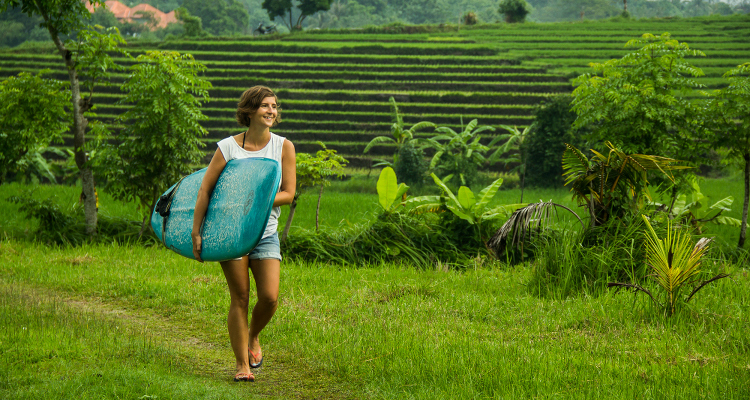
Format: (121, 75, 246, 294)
(417, 118, 495, 186)
(377, 167, 409, 214)
(608, 215, 729, 316)
(363, 97, 436, 167)
(407, 173, 524, 247)
(487, 124, 536, 203)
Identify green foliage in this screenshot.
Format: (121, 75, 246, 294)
(363, 96, 436, 177)
(648, 180, 741, 234)
(711, 62, 750, 247)
(463, 11, 478, 25)
(528, 222, 646, 298)
(376, 167, 408, 214)
(407, 173, 521, 247)
(0, 0, 102, 37)
(394, 141, 427, 186)
(66, 25, 130, 97)
(295, 142, 348, 198)
(525, 95, 581, 188)
(571, 33, 709, 167)
(263, 0, 333, 30)
(498, 0, 531, 23)
(284, 142, 348, 238)
(419, 118, 494, 187)
(637, 215, 727, 316)
(175, 7, 208, 38)
(490, 123, 535, 202)
(181, 0, 249, 36)
(0, 70, 68, 183)
(563, 141, 687, 227)
(282, 212, 475, 267)
(7, 195, 157, 245)
(97, 51, 212, 215)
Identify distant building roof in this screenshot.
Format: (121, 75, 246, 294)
(86, 1, 180, 31)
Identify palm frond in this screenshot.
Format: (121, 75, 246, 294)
(488, 201, 584, 256)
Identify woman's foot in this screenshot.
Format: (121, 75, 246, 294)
(234, 370, 255, 382)
(249, 347, 263, 369)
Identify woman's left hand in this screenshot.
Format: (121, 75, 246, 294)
(192, 232, 203, 262)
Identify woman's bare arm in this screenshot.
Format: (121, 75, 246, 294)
(192, 149, 227, 261)
(274, 139, 296, 207)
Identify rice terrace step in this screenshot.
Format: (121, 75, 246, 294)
(1, 14, 748, 167)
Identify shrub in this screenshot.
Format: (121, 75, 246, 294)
(525, 95, 581, 188)
(463, 12, 478, 25)
(395, 141, 427, 186)
(498, 0, 531, 23)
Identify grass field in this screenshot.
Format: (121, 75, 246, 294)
(2, 237, 749, 399)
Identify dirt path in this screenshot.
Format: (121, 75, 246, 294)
(2, 282, 356, 400)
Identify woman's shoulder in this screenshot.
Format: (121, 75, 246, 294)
(218, 135, 240, 146)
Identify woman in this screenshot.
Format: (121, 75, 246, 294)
(191, 86, 296, 382)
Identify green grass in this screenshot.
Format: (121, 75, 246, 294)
(1, 237, 749, 399)
(1, 163, 749, 398)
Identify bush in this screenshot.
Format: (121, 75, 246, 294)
(498, 0, 531, 23)
(525, 95, 583, 188)
(394, 141, 427, 186)
(463, 12, 478, 25)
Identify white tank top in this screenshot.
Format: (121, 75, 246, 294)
(217, 132, 285, 239)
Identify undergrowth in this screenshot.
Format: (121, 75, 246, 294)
(7, 195, 157, 246)
(282, 212, 490, 268)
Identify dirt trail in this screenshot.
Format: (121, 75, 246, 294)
(2, 282, 354, 400)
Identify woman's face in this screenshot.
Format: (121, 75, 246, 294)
(251, 96, 278, 128)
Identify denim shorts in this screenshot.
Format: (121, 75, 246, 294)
(248, 232, 282, 261)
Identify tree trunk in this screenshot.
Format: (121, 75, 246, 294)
(316, 185, 323, 232)
(519, 166, 525, 203)
(49, 31, 97, 235)
(624, 0, 628, 12)
(740, 152, 749, 248)
(281, 196, 298, 242)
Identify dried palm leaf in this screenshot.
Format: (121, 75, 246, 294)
(488, 200, 583, 257)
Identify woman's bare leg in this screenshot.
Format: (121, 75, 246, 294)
(248, 258, 280, 363)
(220, 257, 253, 378)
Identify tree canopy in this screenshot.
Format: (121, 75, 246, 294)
(96, 51, 211, 229)
(0, 71, 68, 183)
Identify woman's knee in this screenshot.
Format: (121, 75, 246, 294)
(231, 290, 252, 309)
(256, 292, 278, 309)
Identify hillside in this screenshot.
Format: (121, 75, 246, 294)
(1, 14, 749, 168)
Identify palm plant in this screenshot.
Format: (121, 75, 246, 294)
(563, 141, 689, 227)
(363, 96, 436, 168)
(489, 124, 536, 202)
(608, 216, 729, 316)
(418, 118, 495, 186)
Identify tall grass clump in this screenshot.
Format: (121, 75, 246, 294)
(282, 212, 483, 268)
(527, 217, 649, 298)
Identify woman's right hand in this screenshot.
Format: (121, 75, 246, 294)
(192, 232, 203, 262)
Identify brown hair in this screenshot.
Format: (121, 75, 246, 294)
(235, 86, 281, 127)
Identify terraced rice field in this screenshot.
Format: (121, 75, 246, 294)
(1, 14, 748, 167)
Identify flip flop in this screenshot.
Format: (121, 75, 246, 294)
(249, 349, 263, 369)
(234, 371, 255, 382)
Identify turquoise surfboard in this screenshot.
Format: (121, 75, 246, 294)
(151, 157, 281, 261)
